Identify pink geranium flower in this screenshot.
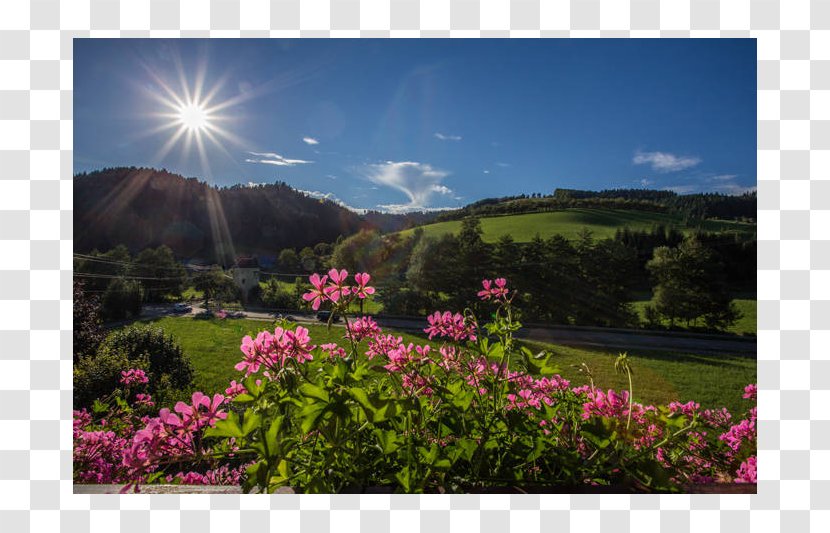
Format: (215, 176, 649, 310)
(325, 268, 350, 302)
(302, 273, 329, 311)
(477, 279, 493, 300)
(352, 272, 376, 299)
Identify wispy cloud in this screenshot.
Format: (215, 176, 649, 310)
(633, 151, 701, 172)
(363, 161, 455, 212)
(297, 189, 365, 213)
(245, 151, 312, 166)
(710, 174, 738, 181)
(302, 137, 319, 145)
(376, 203, 458, 215)
(434, 132, 462, 142)
(640, 178, 653, 187)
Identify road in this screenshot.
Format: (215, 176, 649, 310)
(138, 304, 756, 357)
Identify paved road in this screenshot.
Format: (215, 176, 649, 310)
(139, 304, 756, 357)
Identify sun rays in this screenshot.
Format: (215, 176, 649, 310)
(140, 52, 249, 179)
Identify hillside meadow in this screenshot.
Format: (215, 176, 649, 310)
(397, 208, 756, 243)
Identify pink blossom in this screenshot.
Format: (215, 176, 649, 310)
(345, 316, 381, 342)
(366, 334, 403, 360)
(320, 343, 347, 359)
(424, 311, 477, 342)
(120, 368, 149, 386)
(352, 272, 376, 299)
(735, 456, 757, 483)
(325, 268, 350, 302)
(492, 278, 509, 298)
(477, 279, 493, 300)
(302, 273, 329, 310)
(224, 380, 247, 399)
(134, 394, 154, 407)
(742, 384, 757, 400)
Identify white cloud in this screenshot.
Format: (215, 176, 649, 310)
(710, 174, 738, 181)
(297, 189, 365, 213)
(245, 151, 312, 166)
(303, 137, 319, 145)
(434, 132, 462, 141)
(633, 151, 701, 172)
(495, 162, 510, 168)
(376, 203, 458, 214)
(483, 170, 490, 174)
(640, 178, 653, 187)
(363, 161, 455, 211)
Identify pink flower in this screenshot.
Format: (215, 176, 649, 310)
(424, 311, 477, 342)
(224, 380, 247, 399)
(477, 279, 494, 300)
(735, 456, 757, 483)
(492, 278, 509, 298)
(742, 384, 757, 400)
(345, 316, 382, 342)
(120, 368, 149, 386)
(320, 343, 347, 359)
(134, 394, 155, 407)
(352, 272, 376, 299)
(302, 273, 329, 311)
(325, 268, 350, 302)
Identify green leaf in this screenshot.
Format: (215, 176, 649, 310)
(204, 411, 244, 438)
(232, 393, 255, 404)
(395, 466, 411, 492)
(241, 411, 262, 437)
(348, 387, 399, 423)
(299, 383, 330, 403)
(456, 438, 477, 462)
(373, 429, 401, 455)
(242, 376, 265, 398)
(299, 401, 327, 433)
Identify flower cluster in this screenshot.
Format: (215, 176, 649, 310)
(236, 326, 314, 377)
(120, 368, 149, 386)
(477, 278, 509, 301)
(424, 311, 477, 342)
(301, 269, 375, 310)
(345, 316, 382, 342)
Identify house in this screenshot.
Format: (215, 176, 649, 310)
(230, 256, 260, 301)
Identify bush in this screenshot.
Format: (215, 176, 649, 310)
(74, 324, 194, 408)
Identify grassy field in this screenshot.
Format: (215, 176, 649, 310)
(398, 208, 756, 243)
(630, 298, 757, 336)
(130, 316, 755, 415)
(522, 341, 756, 416)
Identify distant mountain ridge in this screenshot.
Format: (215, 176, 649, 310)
(73, 167, 437, 264)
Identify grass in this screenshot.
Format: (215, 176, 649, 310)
(135, 316, 424, 396)
(522, 341, 756, 416)
(398, 208, 756, 243)
(129, 316, 755, 416)
(629, 298, 757, 336)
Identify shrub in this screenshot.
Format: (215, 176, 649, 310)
(74, 324, 194, 408)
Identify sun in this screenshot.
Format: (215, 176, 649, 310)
(178, 102, 209, 132)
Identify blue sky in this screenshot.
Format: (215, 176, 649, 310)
(74, 39, 756, 213)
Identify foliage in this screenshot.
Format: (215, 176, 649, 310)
(647, 238, 741, 330)
(130, 245, 187, 301)
(192, 267, 238, 309)
(75, 324, 194, 408)
(73, 281, 105, 362)
(260, 278, 296, 309)
(76, 272, 757, 493)
(100, 278, 143, 321)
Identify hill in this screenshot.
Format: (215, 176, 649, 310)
(73, 167, 437, 264)
(398, 208, 757, 243)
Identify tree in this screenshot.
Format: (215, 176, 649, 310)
(299, 247, 317, 273)
(261, 278, 295, 309)
(277, 249, 300, 273)
(73, 281, 105, 362)
(100, 278, 143, 321)
(192, 267, 236, 309)
(130, 245, 187, 302)
(647, 237, 740, 330)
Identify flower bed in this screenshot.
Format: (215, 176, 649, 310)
(74, 271, 756, 493)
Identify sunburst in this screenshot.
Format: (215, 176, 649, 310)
(141, 55, 247, 178)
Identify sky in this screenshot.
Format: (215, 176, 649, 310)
(74, 39, 757, 213)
